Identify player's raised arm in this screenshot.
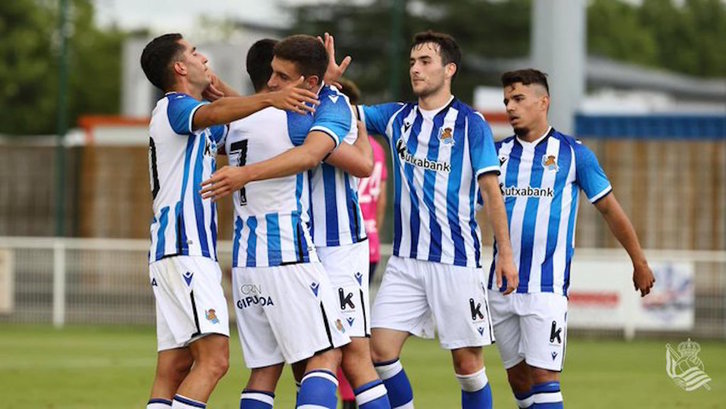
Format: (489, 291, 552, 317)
(324, 120, 374, 178)
(319, 32, 351, 86)
(192, 77, 318, 131)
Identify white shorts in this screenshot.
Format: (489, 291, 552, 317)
(317, 241, 370, 338)
(371, 256, 494, 350)
(149, 256, 230, 351)
(232, 261, 350, 368)
(488, 291, 568, 371)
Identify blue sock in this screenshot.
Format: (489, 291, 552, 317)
(297, 370, 338, 409)
(374, 359, 413, 408)
(514, 389, 534, 408)
(456, 368, 492, 409)
(171, 394, 206, 408)
(354, 379, 391, 409)
(239, 390, 274, 408)
(532, 382, 563, 408)
(147, 398, 172, 409)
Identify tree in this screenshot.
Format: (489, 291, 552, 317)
(286, 0, 531, 104)
(0, 0, 126, 135)
(286, 0, 723, 105)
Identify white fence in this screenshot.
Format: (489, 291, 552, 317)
(1, 237, 724, 339)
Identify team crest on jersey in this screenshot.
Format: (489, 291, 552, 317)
(542, 154, 559, 172)
(438, 127, 454, 145)
(205, 309, 219, 324)
(335, 319, 345, 333)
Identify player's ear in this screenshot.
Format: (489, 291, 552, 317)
(541, 94, 550, 112)
(305, 75, 320, 90)
(173, 61, 187, 76)
(445, 62, 457, 80)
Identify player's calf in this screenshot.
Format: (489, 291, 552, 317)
(452, 347, 492, 409)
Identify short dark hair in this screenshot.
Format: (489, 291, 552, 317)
(410, 31, 462, 79)
(501, 69, 550, 95)
(140, 33, 185, 91)
(336, 78, 361, 104)
(246, 39, 278, 92)
(273, 35, 328, 82)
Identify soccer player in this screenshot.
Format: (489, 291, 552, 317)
(335, 78, 389, 409)
(355, 31, 519, 409)
(140, 33, 319, 409)
(487, 69, 656, 409)
(202, 35, 390, 409)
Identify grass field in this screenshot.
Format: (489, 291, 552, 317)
(0, 325, 723, 408)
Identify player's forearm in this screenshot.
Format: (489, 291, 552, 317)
(193, 94, 272, 130)
(599, 198, 648, 266)
(325, 143, 373, 177)
(244, 146, 322, 183)
(479, 175, 514, 258)
(216, 77, 241, 97)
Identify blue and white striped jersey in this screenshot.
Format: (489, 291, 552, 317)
(306, 85, 366, 248)
(227, 107, 317, 268)
(228, 84, 365, 266)
(358, 97, 500, 268)
(148, 93, 227, 263)
(487, 128, 612, 295)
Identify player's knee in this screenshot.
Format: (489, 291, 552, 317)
(451, 348, 483, 375)
(507, 370, 530, 392)
(370, 339, 397, 364)
(202, 353, 229, 380)
(530, 367, 559, 384)
(308, 347, 342, 372)
(342, 339, 371, 363)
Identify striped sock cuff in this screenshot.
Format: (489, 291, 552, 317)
(455, 368, 489, 392)
(240, 390, 275, 407)
(147, 398, 172, 408)
(354, 379, 388, 406)
(374, 358, 403, 380)
(301, 369, 339, 386)
(532, 381, 563, 404)
(514, 390, 534, 408)
(172, 394, 206, 409)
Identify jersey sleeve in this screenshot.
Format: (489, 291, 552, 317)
(166, 94, 207, 135)
(468, 112, 500, 179)
(310, 93, 353, 147)
(357, 103, 404, 142)
(574, 141, 612, 203)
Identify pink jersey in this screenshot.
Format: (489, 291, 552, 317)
(358, 136, 387, 262)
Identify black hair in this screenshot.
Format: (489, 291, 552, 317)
(246, 38, 278, 92)
(501, 69, 550, 95)
(140, 33, 185, 91)
(411, 31, 462, 80)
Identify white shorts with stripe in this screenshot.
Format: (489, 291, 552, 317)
(149, 256, 230, 351)
(317, 241, 371, 338)
(232, 261, 350, 368)
(488, 291, 568, 371)
(371, 256, 495, 349)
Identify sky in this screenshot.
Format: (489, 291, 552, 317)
(92, 0, 317, 31)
